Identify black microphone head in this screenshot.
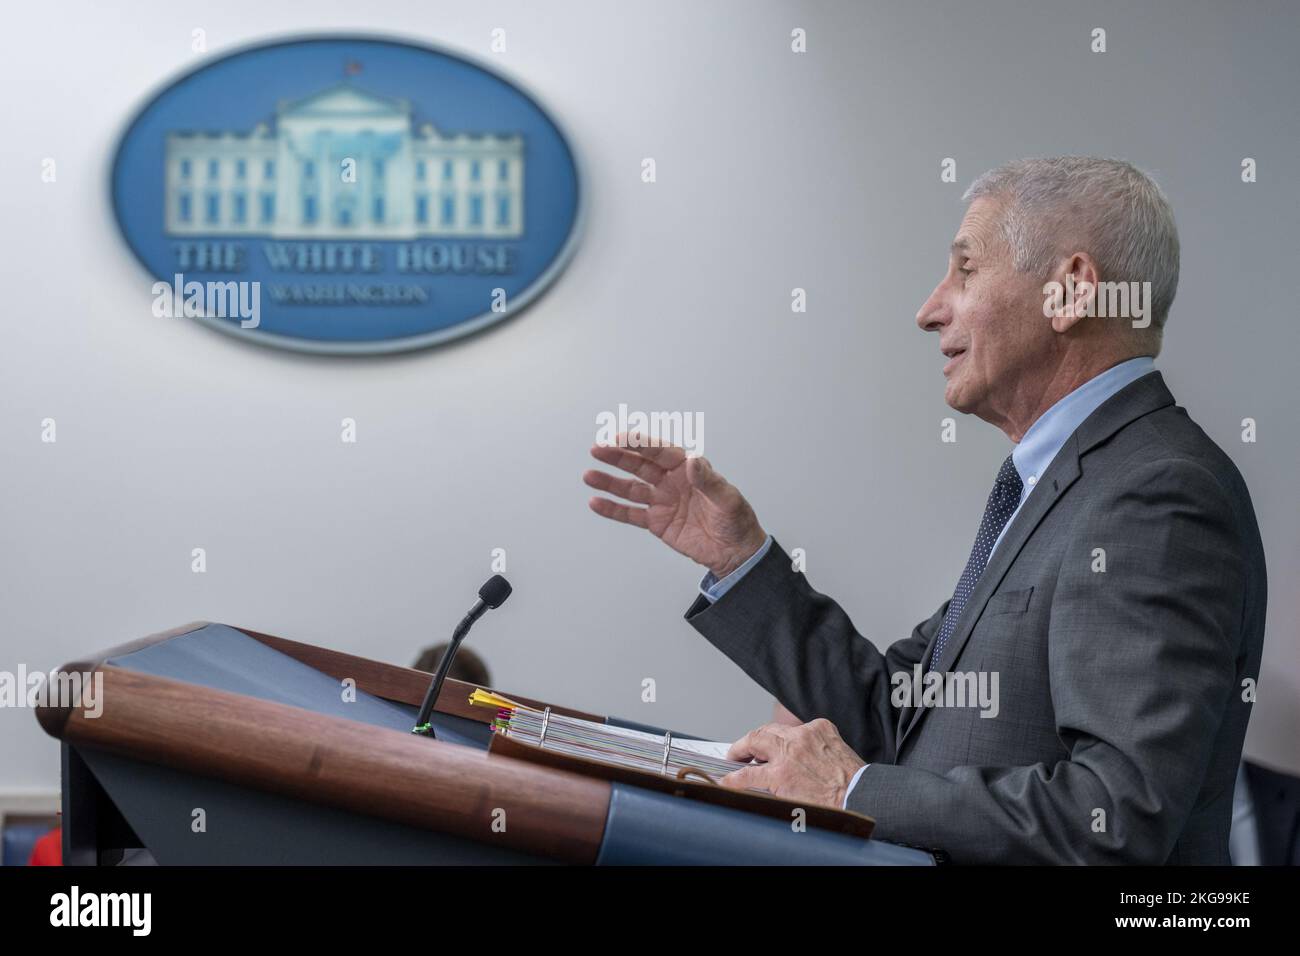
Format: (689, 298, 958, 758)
(478, 574, 512, 609)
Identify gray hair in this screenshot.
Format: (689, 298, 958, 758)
(962, 157, 1180, 334)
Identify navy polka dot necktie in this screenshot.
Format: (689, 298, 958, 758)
(927, 454, 1024, 672)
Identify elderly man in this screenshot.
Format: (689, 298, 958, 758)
(584, 157, 1267, 865)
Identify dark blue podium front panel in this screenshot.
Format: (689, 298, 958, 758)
(75, 746, 552, 865)
(597, 784, 931, 865)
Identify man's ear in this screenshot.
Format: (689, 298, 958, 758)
(1050, 253, 1101, 333)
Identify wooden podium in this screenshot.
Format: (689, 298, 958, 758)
(36, 622, 934, 866)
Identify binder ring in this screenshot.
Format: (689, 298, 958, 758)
(539, 706, 552, 749)
(675, 766, 720, 786)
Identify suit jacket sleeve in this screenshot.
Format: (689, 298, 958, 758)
(845, 458, 1247, 863)
(684, 537, 947, 764)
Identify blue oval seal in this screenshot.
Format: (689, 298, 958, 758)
(111, 36, 583, 354)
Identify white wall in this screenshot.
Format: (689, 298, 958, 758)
(2, 0, 1297, 791)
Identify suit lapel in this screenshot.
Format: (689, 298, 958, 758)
(897, 445, 1081, 747)
(896, 371, 1175, 753)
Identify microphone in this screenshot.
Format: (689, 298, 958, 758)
(411, 575, 512, 737)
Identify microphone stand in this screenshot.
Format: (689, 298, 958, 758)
(410, 608, 482, 738)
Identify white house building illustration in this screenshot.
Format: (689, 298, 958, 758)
(164, 84, 524, 239)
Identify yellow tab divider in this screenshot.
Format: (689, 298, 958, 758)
(468, 688, 522, 710)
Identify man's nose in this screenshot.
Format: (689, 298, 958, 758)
(915, 284, 950, 333)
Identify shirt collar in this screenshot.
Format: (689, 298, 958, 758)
(1011, 357, 1156, 494)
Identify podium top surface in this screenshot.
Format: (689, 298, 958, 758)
(105, 622, 487, 748)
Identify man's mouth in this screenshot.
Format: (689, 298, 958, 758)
(942, 347, 967, 375)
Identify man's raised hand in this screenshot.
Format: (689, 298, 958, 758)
(584, 432, 767, 579)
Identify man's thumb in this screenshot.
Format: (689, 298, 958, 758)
(688, 456, 727, 499)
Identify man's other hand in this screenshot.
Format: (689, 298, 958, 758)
(721, 719, 866, 808)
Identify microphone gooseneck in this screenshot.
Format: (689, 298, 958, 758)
(412, 575, 512, 737)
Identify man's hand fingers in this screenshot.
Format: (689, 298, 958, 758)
(582, 469, 654, 505)
(589, 444, 669, 485)
(613, 432, 688, 470)
(719, 762, 770, 792)
(587, 496, 649, 529)
(727, 731, 757, 763)
(726, 723, 787, 762)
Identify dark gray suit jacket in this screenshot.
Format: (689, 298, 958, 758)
(685, 371, 1267, 864)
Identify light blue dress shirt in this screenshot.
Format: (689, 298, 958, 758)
(698, 535, 775, 602)
(1229, 761, 1261, 865)
(697, 357, 1158, 809)
(990, 355, 1156, 557)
